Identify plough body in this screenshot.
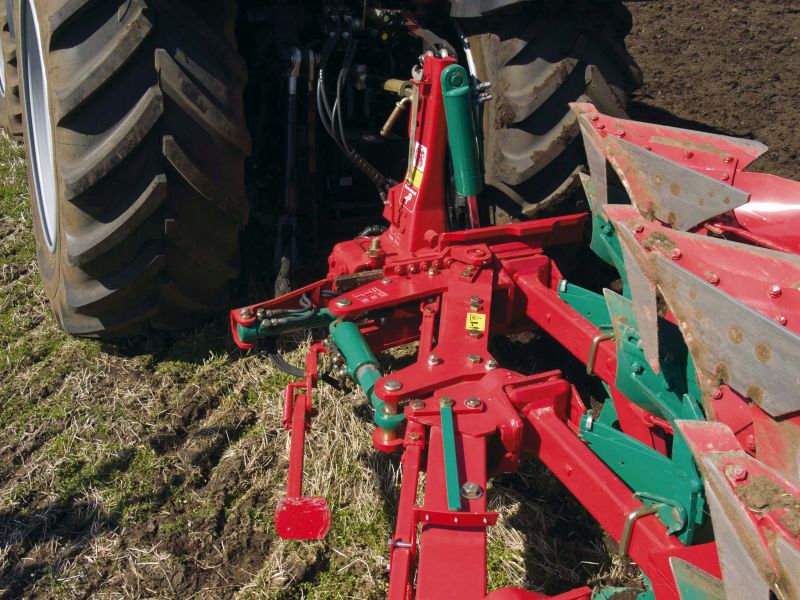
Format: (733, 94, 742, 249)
(231, 55, 800, 599)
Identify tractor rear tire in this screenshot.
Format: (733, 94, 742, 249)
(464, 1, 641, 221)
(18, 0, 250, 336)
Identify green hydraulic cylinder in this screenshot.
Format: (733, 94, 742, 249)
(330, 320, 405, 431)
(441, 64, 483, 198)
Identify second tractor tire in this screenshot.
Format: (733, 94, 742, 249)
(463, 1, 641, 221)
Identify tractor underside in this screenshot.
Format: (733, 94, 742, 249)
(231, 53, 800, 600)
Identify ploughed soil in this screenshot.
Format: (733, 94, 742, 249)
(626, 1, 800, 180)
(1, 2, 800, 599)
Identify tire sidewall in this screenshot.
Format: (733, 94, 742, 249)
(16, 0, 63, 316)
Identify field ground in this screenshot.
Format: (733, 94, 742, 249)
(1, 2, 799, 598)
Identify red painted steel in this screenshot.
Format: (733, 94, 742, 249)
(230, 57, 800, 599)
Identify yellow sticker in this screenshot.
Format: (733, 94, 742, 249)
(465, 312, 486, 332)
(409, 168, 423, 189)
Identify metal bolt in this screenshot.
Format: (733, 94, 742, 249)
(408, 264, 419, 274)
(745, 434, 757, 451)
(598, 123, 606, 130)
(775, 315, 788, 326)
(635, 224, 644, 234)
(410, 399, 426, 411)
(724, 155, 734, 163)
(427, 268, 438, 276)
(684, 150, 694, 159)
(590, 114, 599, 122)
(382, 277, 392, 284)
(631, 362, 645, 375)
(470, 303, 482, 311)
(439, 396, 454, 408)
(256, 308, 266, 320)
(671, 248, 683, 261)
(468, 331, 483, 338)
(706, 273, 720, 285)
(485, 359, 498, 371)
(427, 354, 441, 367)
(383, 379, 402, 392)
(335, 297, 352, 307)
(720, 173, 730, 181)
(409, 432, 421, 441)
(470, 296, 483, 304)
(240, 307, 253, 319)
(467, 354, 482, 365)
(727, 465, 748, 482)
(769, 284, 783, 298)
(461, 482, 483, 500)
(465, 397, 481, 409)
(711, 388, 723, 400)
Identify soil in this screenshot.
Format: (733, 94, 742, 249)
(625, 1, 800, 181)
(3, 2, 800, 599)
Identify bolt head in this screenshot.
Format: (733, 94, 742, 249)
(711, 388, 724, 400)
(460, 482, 483, 500)
(382, 277, 392, 284)
(470, 296, 483, 304)
(745, 434, 757, 451)
(631, 362, 645, 375)
(769, 284, 783, 298)
(671, 248, 683, 260)
(485, 359, 498, 371)
(240, 307, 253, 318)
(468, 331, 483, 339)
(427, 268, 437, 276)
(408, 265, 419, 274)
(635, 224, 645, 234)
(724, 155, 735, 163)
(467, 354, 482, 365)
(383, 379, 402, 392)
(775, 315, 788, 326)
(409, 432, 421, 441)
(439, 396, 454, 408)
(684, 150, 694, 159)
(410, 399, 426, 411)
(465, 397, 481, 409)
(427, 354, 441, 367)
(335, 297, 352, 307)
(706, 273, 720, 285)
(727, 465, 748, 482)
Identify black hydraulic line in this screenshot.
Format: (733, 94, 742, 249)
(356, 224, 386, 238)
(266, 338, 341, 388)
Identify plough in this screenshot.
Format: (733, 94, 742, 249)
(231, 54, 800, 599)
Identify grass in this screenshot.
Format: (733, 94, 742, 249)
(0, 131, 638, 598)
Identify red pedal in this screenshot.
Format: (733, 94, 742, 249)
(275, 497, 331, 540)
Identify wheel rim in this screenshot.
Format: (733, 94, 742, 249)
(20, 0, 57, 252)
(0, 25, 6, 97)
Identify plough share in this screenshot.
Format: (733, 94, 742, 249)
(231, 55, 800, 600)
